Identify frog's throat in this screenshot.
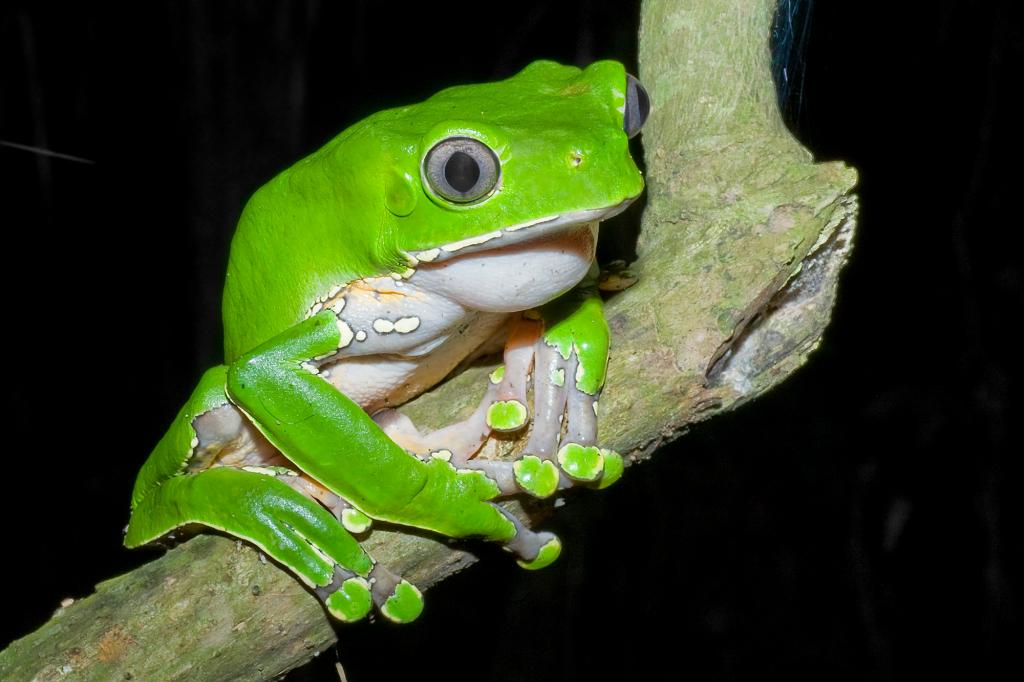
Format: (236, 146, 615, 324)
(403, 198, 635, 266)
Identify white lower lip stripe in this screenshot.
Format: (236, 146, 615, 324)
(412, 199, 634, 263)
(503, 215, 560, 232)
(440, 230, 504, 253)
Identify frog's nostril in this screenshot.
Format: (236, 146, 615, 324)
(623, 74, 650, 138)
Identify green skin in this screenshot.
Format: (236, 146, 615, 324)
(125, 60, 645, 624)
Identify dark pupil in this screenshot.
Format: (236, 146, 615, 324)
(631, 82, 650, 126)
(444, 151, 480, 193)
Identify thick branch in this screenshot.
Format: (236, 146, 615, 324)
(1, 1, 857, 680)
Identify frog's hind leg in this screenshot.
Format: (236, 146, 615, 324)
(225, 468, 422, 621)
(126, 467, 423, 622)
(126, 366, 422, 623)
(514, 288, 625, 491)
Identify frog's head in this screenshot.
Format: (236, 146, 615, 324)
(227, 61, 649, 353)
(382, 60, 648, 250)
(354, 60, 649, 310)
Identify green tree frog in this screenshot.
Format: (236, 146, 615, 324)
(125, 60, 649, 624)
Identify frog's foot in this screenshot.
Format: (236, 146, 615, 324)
(314, 566, 375, 623)
(314, 563, 424, 624)
(341, 564, 424, 624)
(499, 509, 562, 570)
(125, 467, 416, 623)
(520, 340, 623, 490)
(238, 469, 421, 622)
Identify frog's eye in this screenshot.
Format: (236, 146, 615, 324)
(623, 74, 650, 139)
(423, 137, 500, 204)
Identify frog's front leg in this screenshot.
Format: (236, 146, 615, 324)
(502, 265, 625, 495)
(372, 281, 623, 500)
(226, 311, 561, 571)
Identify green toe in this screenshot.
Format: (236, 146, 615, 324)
(380, 580, 425, 624)
(514, 456, 560, 498)
(486, 400, 528, 431)
(595, 449, 624, 489)
(341, 508, 372, 533)
(516, 536, 562, 570)
(325, 577, 373, 622)
(556, 443, 604, 481)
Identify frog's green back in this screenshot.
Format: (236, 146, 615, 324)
(222, 60, 642, 361)
(222, 124, 397, 361)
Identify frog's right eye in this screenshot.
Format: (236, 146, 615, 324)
(423, 137, 501, 204)
(623, 74, 650, 139)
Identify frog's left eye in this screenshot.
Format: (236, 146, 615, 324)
(423, 137, 500, 204)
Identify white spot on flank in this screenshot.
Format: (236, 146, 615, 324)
(190, 437, 200, 449)
(328, 284, 343, 298)
(417, 248, 440, 262)
(355, 330, 367, 342)
(393, 316, 421, 333)
(373, 319, 395, 333)
(301, 362, 319, 375)
(441, 230, 503, 252)
(389, 268, 416, 280)
(309, 302, 323, 316)
(330, 298, 346, 314)
(336, 319, 354, 348)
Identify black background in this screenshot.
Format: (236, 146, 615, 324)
(1, 1, 1019, 680)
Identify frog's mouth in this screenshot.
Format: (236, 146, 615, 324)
(405, 198, 636, 265)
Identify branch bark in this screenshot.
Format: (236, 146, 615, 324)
(1, 1, 857, 679)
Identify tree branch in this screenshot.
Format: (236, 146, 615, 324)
(0, 1, 857, 679)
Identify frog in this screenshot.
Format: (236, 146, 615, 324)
(124, 59, 650, 624)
